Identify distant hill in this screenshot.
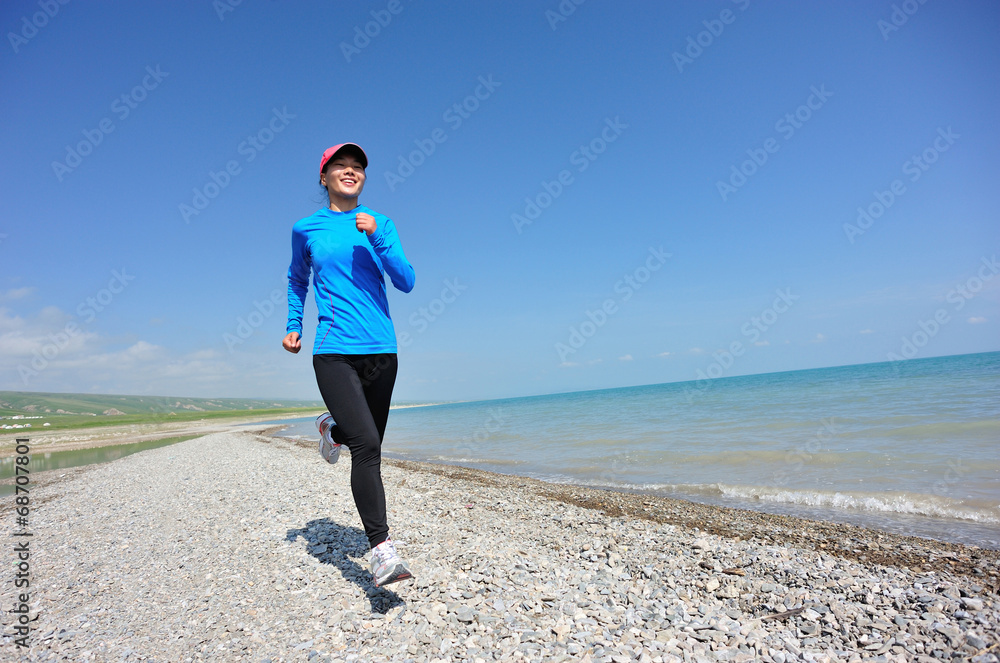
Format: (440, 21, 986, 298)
(0, 391, 324, 417)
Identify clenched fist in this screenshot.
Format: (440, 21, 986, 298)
(282, 331, 301, 353)
(356, 212, 377, 236)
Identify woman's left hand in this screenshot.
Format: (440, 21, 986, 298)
(356, 212, 377, 236)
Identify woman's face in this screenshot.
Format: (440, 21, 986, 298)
(322, 154, 366, 201)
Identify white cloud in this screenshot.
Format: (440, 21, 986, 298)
(0, 307, 98, 360)
(0, 306, 284, 397)
(0, 287, 34, 302)
(0, 307, 25, 333)
(754, 340, 769, 347)
(619, 354, 633, 361)
(656, 351, 671, 358)
(558, 361, 580, 368)
(968, 317, 986, 324)
(688, 347, 705, 355)
(811, 333, 826, 343)
(859, 329, 874, 334)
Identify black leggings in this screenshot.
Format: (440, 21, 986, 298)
(313, 353, 398, 549)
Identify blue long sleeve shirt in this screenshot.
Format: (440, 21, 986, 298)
(286, 205, 415, 355)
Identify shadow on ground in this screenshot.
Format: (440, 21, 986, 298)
(286, 518, 405, 614)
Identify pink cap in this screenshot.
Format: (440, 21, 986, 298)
(320, 143, 368, 173)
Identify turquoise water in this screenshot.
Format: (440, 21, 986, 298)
(263, 352, 1000, 548)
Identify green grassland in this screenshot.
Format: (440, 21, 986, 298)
(0, 390, 325, 432)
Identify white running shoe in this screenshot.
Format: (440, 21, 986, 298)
(370, 538, 412, 587)
(315, 413, 341, 464)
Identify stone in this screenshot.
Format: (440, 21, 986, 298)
(966, 634, 987, 650)
(960, 597, 984, 611)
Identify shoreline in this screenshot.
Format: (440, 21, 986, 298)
(5, 428, 996, 661)
(378, 457, 1000, 595)
(274, 438, 1000, 583)
(268, 430, 1000, 592)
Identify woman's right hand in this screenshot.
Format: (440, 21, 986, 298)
(282, 331, 301, 353)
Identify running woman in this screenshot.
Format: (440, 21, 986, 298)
(282, 142, 416, 587)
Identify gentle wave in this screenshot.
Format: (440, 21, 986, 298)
(561, 478, 1000, 525)
(712, 484, 999, 524)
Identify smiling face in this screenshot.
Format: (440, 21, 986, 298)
(321, 152, 366, 209)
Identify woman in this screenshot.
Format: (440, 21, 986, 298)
(282, 142, 415, 587)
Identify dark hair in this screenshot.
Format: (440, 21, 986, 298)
(315, 180, 329, 206)
(317, 161, 334, 203)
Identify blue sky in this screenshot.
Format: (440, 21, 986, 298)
(1, 0, 998, 403)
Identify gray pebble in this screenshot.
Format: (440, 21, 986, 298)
(4, 429, 996, 663)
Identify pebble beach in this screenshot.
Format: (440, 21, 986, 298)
(2, 428, 998, 662)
